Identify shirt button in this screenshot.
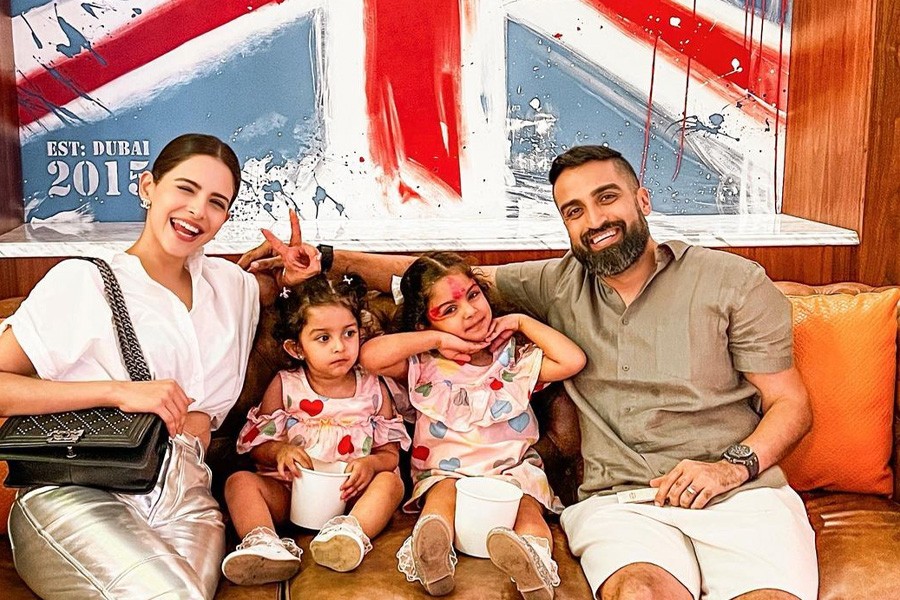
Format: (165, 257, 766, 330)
(625, 407, 633, 413)
(622, 318, 629, 325)
(658, 468, 667, 475)
(622, 365, 630, 372)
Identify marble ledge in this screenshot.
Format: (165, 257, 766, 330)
(0, 214, 859, 258)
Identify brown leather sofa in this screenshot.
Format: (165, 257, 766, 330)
(1, 281, 899, 599)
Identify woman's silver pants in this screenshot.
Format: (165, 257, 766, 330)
(8, 433, 225, 600)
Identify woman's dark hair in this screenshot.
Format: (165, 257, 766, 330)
(398, 251, 488, 332)
(273, 274, 369, 360)
(151, 133, 242, 203)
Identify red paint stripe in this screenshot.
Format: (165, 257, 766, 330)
(17, 0, 283, 126)
(586, 0, 786, 109)
(640, 35, 660, 184)
(364, 0, 462, 199)
(773, 0, 789, 206)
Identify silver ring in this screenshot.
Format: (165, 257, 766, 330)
(685, 485, 697, 496)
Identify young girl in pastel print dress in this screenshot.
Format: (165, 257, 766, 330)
(222, 274, 411, 586)
(360, 252, 586, 600)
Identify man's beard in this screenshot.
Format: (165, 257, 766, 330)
(572, 212, 650, 277)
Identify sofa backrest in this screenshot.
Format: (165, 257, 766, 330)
(3, 279, 899, 502)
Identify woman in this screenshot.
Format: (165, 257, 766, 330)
(0, 134, 290, 599)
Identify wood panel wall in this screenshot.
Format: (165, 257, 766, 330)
(856, 0, 900, 285)
(0, 246, 857, 300)
(0, 0, 23, 237)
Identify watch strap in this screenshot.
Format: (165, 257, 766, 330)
(317, 244, 334, 274)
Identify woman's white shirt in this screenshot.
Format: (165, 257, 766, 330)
(1, 252, 260, 430)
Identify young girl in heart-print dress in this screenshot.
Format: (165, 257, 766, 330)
(360, 252, 585, 600)
(222, 274, 410, 586)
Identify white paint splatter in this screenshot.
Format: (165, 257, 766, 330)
(670, 17, 681, 27)
(529, 97, 541, 110)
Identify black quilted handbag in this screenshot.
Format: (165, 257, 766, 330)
(0, 257, 169, 493)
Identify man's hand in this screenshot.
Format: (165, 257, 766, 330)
(341, 456, 376, 500)
(650, 459, 749, 509)
(274, 443, 313, 479)
(240, 211, 321, 285)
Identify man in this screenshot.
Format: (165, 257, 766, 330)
(244, 146, 817, 600)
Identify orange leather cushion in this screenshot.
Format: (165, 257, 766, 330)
(780, 289, 900, 495)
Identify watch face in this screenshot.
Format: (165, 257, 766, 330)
(728, 444, 753, 459)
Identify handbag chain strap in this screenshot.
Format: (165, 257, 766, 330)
(74, 257, 151, 383)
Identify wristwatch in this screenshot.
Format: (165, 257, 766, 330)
(317, 244, 334, 275)
(722, 443, 759, 481)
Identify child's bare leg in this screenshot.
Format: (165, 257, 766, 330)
(222, 472, 301, 586)
(419, 478, 457, 533)
(310, 471, 404, 572)
(349, 471, 405, 538)
(401, 478, 459, 596)
(224, 471, 291, 538)
(514, 495, 552, 548)
(488, 495, 558, 600)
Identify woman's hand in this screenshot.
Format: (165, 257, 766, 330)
(435, 332, 489, 362)
(116, 379, 192, 436)
(275, 443, 313, 479)
(485, 314, 522, 351)
(341, 456, 376, 500)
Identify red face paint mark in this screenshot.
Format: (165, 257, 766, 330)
(448, 278, 468, 300)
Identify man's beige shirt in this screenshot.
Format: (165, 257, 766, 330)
(496, 241, 793, 500)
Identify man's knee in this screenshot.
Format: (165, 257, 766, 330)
(599, 563, 693, 600)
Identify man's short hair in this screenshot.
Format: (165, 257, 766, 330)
(548, 146, 640, 192)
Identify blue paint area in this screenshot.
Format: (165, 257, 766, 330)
(11, 0, 54, 17)
(81, 3, 102, 19)
(20, 15, 320, 221)
(55, 9, 107, 64)
(506, 20, 728, 215)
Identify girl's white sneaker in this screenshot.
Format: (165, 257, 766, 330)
(310, 515, 373, 572)
(221, 526, 302, 585)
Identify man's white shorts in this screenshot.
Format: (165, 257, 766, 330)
(560, 485, 818, 600)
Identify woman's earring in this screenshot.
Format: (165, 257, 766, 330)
(139, 196, 150, 210)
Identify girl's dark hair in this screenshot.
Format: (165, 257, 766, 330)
(151, 133, 242, 203)
(398, 251, 488, 332)
(274, 273, 369, 353)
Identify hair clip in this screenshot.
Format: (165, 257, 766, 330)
(279, 287, 291, 299)
(343, 275, 354, 286)
(391, 274, 404, 305)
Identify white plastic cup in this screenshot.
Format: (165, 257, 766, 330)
(453, 477, 523, 558)
(290, 459, 350, 530)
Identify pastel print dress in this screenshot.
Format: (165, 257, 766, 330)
(237, 366, 411, 480)
(405, 339, 562, 513)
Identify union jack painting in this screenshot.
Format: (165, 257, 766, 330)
(11, 0, 791, 224)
